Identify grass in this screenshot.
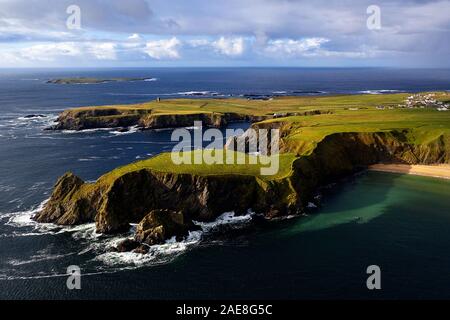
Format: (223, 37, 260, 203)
(262, 108, 450, 155)
(71, 92, 446, 115)
(99, 151, 297, 184)
(65, 92, 450, 183)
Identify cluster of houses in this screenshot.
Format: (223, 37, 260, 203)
(374, 93, 449, 111)
(403, 93, 449, 111)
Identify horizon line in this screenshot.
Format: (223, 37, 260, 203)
(0, 66, 449, 70)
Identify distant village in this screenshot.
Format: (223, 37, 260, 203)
(376, 93, 449, 111)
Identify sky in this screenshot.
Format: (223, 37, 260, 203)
(0, 0, 449, 68)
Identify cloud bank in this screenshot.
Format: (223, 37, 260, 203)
(0, 0, 448, 67)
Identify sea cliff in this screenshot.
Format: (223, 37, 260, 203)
(35, 94, 450, 251)
(34, 128, 450, 248)
(48, 107, 266, 131)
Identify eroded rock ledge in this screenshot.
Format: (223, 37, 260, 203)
(47, 108, 264, 131)
(33, 129, 450, 252)
(46, 107, 331, 131)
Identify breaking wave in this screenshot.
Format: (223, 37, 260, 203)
(177, 91, 220, 96)
(1, 204, 255, 274)
(1, 114, 58, 130)
(61, 125, 141, 137)
(94, 211, 254, 267)
(2, 200, 97, 238)
(359, 89, 404, 95)
(110, 125, 140, 136)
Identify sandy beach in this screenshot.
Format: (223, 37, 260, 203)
(369, 164, 450, 180)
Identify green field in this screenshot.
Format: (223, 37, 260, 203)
(267, 107, 450, 155)
(99, 151, 297, 183)
(38, 92, 450, 230)
(71, 92, 416, 114)
(71, 92, 450, 182)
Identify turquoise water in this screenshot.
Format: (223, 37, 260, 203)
(2, 171, 450, 299)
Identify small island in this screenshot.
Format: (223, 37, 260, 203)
(35, 92, 450, 253)
(46, 77, 156, 85)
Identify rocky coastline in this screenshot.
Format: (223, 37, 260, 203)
(35, 94, 450, 253)
(34, 123, 450, 253)
(45, 106, 329, 131)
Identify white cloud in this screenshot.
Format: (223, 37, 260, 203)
(144, 37, 181, 59)
(88, 42, 117, 60)
(264, 38, 329, 56)
(0, 51, 26, 64)
(0, 18, 73, 42)
(0, 0, 448, 67)
(187, 39, 210, 47)
(0, 41, 120, 65)
(212, 37, 244, 56)
(186, 37, 245, 56)
(128, 33, 142, 41)
(20, 42, 82, 61)
(262, 37, 374, 59)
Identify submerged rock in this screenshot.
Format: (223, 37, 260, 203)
(135, 210, 192, 245)
(133, 245, 150, 254)
(116, 239, 140, 252)
(114, 210, 196, 253)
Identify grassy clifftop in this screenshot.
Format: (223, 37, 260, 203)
(260, 107, 450, 155)
(49, 91, 449, 131)
(35, 92, 450, 239)
(62, 92, 416, 115)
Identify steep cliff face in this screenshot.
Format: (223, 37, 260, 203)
(49, 108, 265, 131)
(288, 131, 450, 204)
(34, 129, 450, 243)
(97, 170, 272, 233)
(49, 108, 148, 130)
(34, 169, 280, 234)
(33, 172, 104, 225)
(137, 112, 254, 129)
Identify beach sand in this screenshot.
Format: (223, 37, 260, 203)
(369, 164, 450, 180)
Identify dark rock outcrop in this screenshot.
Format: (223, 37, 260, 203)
(114, 210, 196, 253)
(138, 113, 223, 129)
(135, 209, 192, 245)
(94, 170, 274, 234)
(48, 108, 147, 131)
(116, 239, 140, 252)
(133, 245, 150, 254)
(33, 172, 98, 225)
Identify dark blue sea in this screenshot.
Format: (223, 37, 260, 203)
(1, 68, 450, 299)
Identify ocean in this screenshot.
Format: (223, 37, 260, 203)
(0, 67, 450, 299)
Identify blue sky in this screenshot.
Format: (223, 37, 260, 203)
(0, 0, 449, 68)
